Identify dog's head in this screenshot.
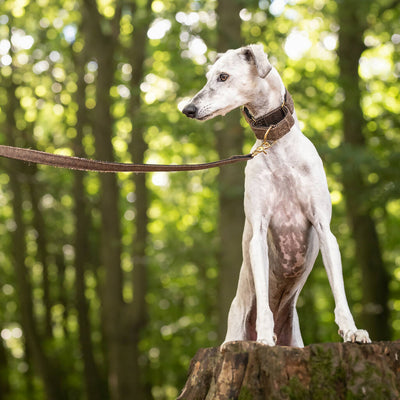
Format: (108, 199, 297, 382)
(182, 44, 272, 121)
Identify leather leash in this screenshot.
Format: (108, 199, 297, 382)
(0, 88, 294, 173)
(0, 144, 253, 173)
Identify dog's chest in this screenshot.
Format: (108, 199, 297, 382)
(268, 206, 312, 279)
(245, 146, 319, 279)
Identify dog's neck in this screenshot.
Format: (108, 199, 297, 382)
(244, 69, 286, 119)
(242, 69, 295, 142)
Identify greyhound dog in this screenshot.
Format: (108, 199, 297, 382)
(182, 44, 371, 347)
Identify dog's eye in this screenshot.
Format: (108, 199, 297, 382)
(218, 73, 229, 82)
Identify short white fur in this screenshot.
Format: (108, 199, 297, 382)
(182, 44, 371, 347)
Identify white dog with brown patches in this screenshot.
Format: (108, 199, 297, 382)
(182, 44, 370, 347)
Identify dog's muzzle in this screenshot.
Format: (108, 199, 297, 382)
(182, 103, 197, 119)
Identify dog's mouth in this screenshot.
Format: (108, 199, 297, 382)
(196, 113, 214, 121)
(196, 106, 233, 121)
(193, 106, 217, 121)
(184, 108, 215, 121)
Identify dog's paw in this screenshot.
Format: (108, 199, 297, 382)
(339, 329, 371, 344)
(257, 334, 277, 347)
(220, 341, 238, 353)
(220, 341, 229, 352)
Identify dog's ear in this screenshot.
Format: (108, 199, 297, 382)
(242, 44, 272, 78)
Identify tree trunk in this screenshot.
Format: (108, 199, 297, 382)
(73, 49, 107, 400)
(337, 0, 390, 340)
(81, 3, 123, 398)
(127, 2, 152, 399)
(81, 1, 144, 398)
(93, 41, 125, 400)
(27, 175, 53, 339)
(178, 341, 400, 399)
(215, 0, 245, 342)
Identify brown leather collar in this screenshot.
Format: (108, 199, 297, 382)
(242, 89, 295, 141)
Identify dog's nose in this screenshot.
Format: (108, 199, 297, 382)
(182, 103, 197, 119)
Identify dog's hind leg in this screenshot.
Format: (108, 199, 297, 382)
(290, 229, 319, 347)
(273, 297, 303, 346)
(291, 307, 304, 347)
(274, 228, 319, 347)
(222, 219, 255, 347)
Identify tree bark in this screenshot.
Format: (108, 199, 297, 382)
(73, 48, 107, 400)
(337, 0, 390, 340)
(27, 176, 53, 339)
(127, 2, 152, 399)
(81, 1, 153, 398)
(215, 0, 246, 342)
(81, 1, 124, 398)
(178, 341, 400, 399)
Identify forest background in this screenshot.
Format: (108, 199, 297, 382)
(0, 0, 399, 399)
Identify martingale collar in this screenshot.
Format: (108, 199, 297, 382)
(242, 89, 295, 142)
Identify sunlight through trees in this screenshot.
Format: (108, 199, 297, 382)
(0, 0, 399, 398)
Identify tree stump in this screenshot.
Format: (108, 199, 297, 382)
(178, 340, 400, 399)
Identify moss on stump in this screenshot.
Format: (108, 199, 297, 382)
(178, 341, 400, 400)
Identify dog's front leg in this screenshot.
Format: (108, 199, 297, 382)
(248, 217, 276, 346)
(314, 221, 371, 343)
(222, 219, 254, 346)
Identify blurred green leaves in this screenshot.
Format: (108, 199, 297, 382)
(0, 0, 399, 398)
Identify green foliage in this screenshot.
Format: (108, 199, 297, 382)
(0, 0, 399, 399)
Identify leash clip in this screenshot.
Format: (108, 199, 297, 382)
(251, 126, 274, 158)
